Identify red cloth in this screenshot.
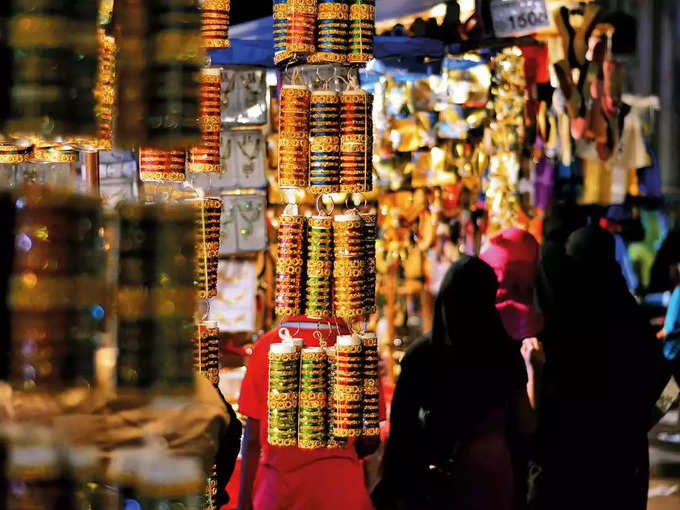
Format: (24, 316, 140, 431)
(480, 228, 544, 339)
(238, 316, 383, 510)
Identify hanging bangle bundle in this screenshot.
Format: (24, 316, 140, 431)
(273, 0, 290, 64)
(360, 212, 377, 315)
(333, 211, 366, 320)
(139, 147, 187, 182)
(279, 85, 311, 188)
(333, 334, 363, 438)
(275, 211, 306, 318)
(116, 203, 196, 392)
(348, 0, 375, 63)
(305, 215, 334, 319)
(200, 0, 231, 49)
(268, 342, 300, 447)
(308, 0, 349, 64)
(9, 189, 105, 391)
(325, 346, 347, 448)
(188, 68, 223, 174)
(340, 88, 373, 193)
(359, 332, 380, 437)
(192, 198, 222, 300)
(95, 31, 116, 149)
(286, 0, 317, 57)
(194, 321, 220, 387)
(309, 90, 341, 194)
(298, 347, 328, 449)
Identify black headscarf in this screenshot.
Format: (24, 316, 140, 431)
(538, 226, 668, 445)
(649, 227, 680, 293)
(379, 257, 526, 506)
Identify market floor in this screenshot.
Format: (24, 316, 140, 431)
(648, 410, 680, 509)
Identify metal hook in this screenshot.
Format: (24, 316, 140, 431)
(315, 194, 334, 216)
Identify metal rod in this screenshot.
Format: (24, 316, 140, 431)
(84, 150, 100, 196)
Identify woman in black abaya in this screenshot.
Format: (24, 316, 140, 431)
(375, 257, 533, 510)
(536, 226, 669, 510)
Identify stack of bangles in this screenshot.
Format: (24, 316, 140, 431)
(325, 346, 347, 448)
(273, 0, 290, 64)
(360, 332, 380, 437)
(348, 0, 374, 63)
(276, 212, 306, 318)
(333, 335, 363, 438)
(360, 212, 377, 314)
(200, 0, 231, 49)
(286, 0, 317, 57)
(340, 89, 373, 193)
(308, 0, 349, 63)
(139, 147, 187, 182)
(298, 347, 328, 449)
(192, 197, 222, 300)
(188, 67, 222, 174)
(194, 321, 220, 387)
(305, 215, 333, 319)
(309, 90, 341, 194)
(333, 211, 366, 320)
(268, 342, 299, 447)
(279, 85, 311, 188)
(95, 30, 116, 149)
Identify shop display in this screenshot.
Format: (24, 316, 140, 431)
(360, 212, 377, 315)
(220, 192, 267, 253)
(209, 259, 258, 332)
(348, 0, 375, 64)
(333, 211, 366, 320)
(359, 332, 379, 437)
(221, 68, 268, 126)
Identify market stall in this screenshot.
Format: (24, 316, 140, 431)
(0, 1, 673, 509)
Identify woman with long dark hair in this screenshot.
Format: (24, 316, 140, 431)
(375, 257, 537, 510)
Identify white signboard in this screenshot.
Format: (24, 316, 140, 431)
(490, 0, 550, 38)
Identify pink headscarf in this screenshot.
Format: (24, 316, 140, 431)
(480, 227, 544, 340)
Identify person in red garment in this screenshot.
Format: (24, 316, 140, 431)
(237, 316, 384, 510)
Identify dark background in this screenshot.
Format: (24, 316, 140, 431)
(232, 4, 272, 25)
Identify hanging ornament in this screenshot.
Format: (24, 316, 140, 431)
(194, 321, 220, 387)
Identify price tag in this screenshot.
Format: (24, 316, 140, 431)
(490, 0, 550, 38)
